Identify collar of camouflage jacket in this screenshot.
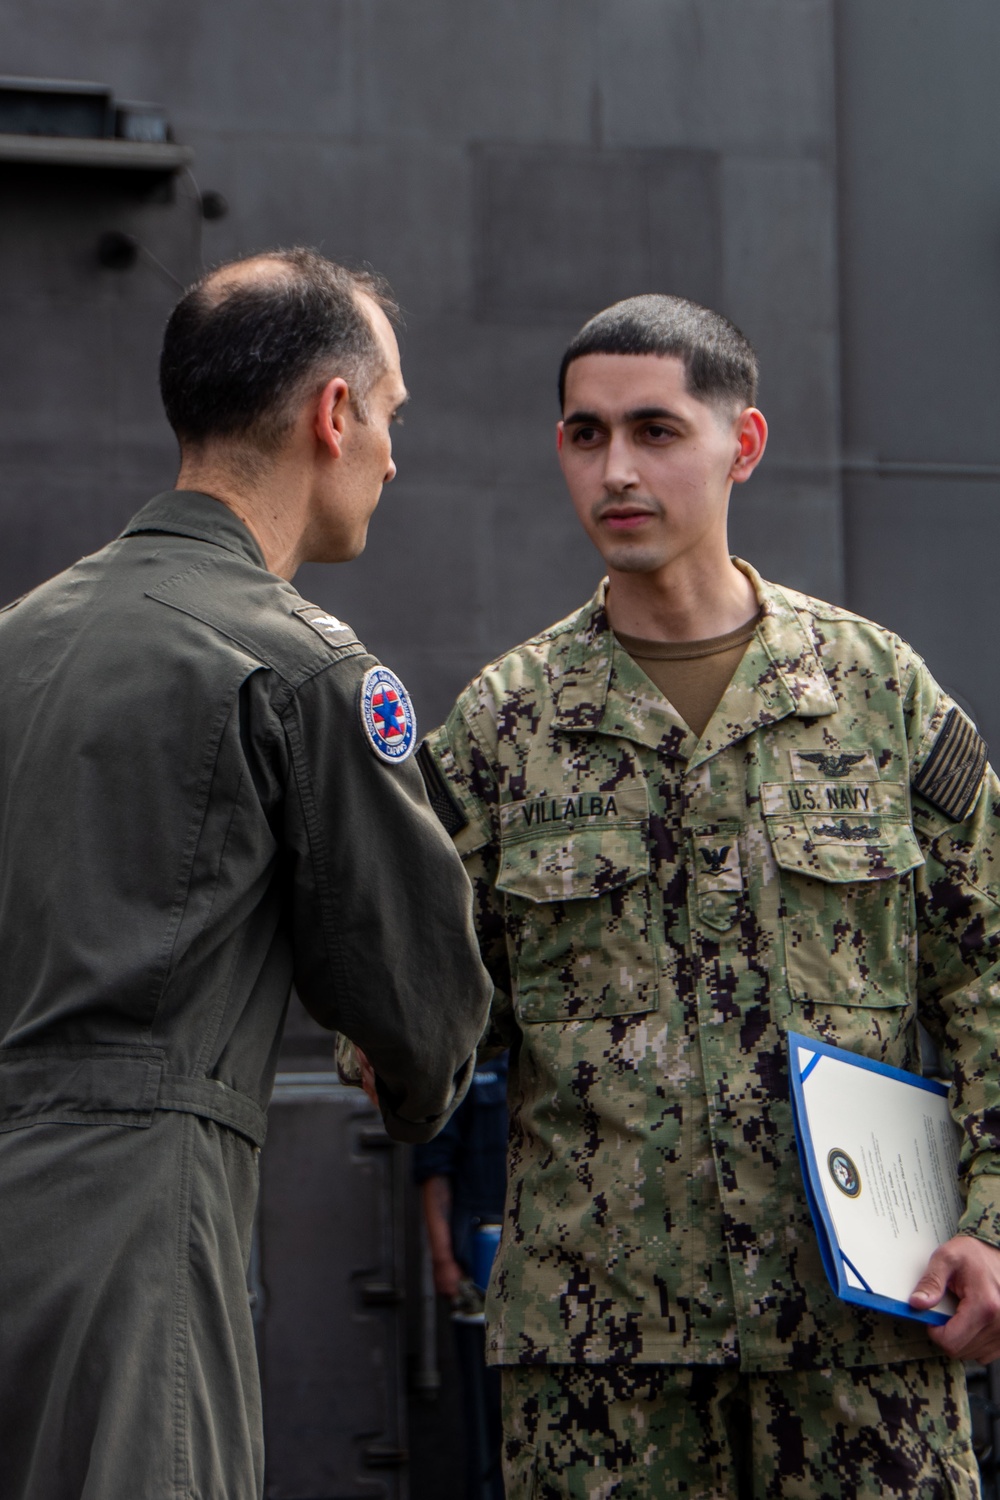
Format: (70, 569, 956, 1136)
(553, 559, 838, 767)
(120, 490, 268, 571)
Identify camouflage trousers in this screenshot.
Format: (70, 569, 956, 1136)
(500, 1359, 981, 1498)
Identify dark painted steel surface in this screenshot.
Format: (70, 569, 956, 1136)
(260, 1073, 408, 1500)
(836, 0, 1000, 752)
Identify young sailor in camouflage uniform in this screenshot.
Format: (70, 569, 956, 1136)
(420, 295, 1000, 1496)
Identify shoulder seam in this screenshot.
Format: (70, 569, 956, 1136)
(146, 576, 366, 689)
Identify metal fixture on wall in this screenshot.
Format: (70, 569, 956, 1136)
(95, 229, 187, 291)
(0, 77, 229, 288)
(95, 177, 229, 288)
(0, 75, 192, 172)
(96, 230, 139, 270)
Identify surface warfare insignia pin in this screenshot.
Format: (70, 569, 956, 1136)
(360, 666, 416, 765)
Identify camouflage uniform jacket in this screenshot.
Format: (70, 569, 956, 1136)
(422, 561, 1000, 1373)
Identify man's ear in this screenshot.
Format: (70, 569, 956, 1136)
(556, 421, 565, 452)
(730, 408, 768, 485)
(315, 377, 351, 459)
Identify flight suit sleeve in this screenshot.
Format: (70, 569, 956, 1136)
(412, 1106, 464, 1184)
(905, 657, 1000, 1245)
(422, 701, 518, 1054)
(279, 652, 494, 1144)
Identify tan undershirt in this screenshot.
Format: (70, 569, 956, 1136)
(615, 609, 763, 738)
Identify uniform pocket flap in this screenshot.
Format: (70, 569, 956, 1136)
(496, 825, 649, 903)
(766, 824, 923, 882)
(762, 779, 923, 883)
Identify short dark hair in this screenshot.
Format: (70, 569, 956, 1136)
(160, 248, 398, 453)
(558, 293, 758, 411)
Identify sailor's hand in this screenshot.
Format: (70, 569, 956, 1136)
(910, 1234, 1000, 1362)
(355, 1047, 379, 1109)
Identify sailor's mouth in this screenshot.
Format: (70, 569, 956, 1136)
(597, 508, 658, 532)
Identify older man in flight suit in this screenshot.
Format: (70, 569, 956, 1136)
(420, 295, 1000, 1497)
(0, 250, 492, 1500)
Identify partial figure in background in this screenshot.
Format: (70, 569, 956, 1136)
(0, 250, 492, 1500)
(415, 1052, 509, 1500)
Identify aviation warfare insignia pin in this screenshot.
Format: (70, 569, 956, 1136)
(360, 666, 416, 764)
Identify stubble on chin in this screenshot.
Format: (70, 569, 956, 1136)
(599, 541, 668, 574)
(589, 499, 667, 576)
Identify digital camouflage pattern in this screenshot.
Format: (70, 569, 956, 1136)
(424, 561, 1000, 1372)
(500, 1357, 981, 1498)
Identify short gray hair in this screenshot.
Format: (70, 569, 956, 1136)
(160, 248, 398, 454)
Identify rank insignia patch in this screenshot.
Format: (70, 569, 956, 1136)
(295, 604, 356, 647)
(360, 666, 416, 764)
(913, 707, 987, 823)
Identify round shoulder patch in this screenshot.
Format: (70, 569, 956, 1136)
(359, 666, 417, 764)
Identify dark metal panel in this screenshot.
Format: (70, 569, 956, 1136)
(259, 1076, 408, 1500)
(843, 476, 1000, 751)
(473, 145, 720, 323)
(837, 0, 1000, 467)
(0, 161, 193, 603)
(836, 0, 1000, 747)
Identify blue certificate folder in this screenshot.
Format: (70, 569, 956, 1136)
(788, 1032, 961, 1327)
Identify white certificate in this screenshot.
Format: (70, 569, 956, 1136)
(788, 1032, 962, 1325)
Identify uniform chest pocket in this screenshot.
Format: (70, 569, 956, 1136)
(762, 780, 923, 1012)
(495, 821, 660, 1024)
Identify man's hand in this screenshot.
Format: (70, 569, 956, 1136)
(431, 1253, 463, 1300)
(420, 1176, 463, 1299)
(355, 1047, 379, 1109)
(910, 1234, 1000, 1362)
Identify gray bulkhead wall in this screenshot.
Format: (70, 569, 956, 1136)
(836, 0, 1000, 755)
(0, 0, 841, 732)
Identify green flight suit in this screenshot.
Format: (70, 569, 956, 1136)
(0, 491, 492, 1500)
(423, 563, 1000, 1375)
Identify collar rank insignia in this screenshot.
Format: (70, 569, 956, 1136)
(360, 666, 417, 765)
(294, 604, 356, 647)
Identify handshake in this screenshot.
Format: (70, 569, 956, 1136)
(335, 1035, 378, 1108)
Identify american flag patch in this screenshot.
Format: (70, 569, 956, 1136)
(912, 707, 988, 823)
